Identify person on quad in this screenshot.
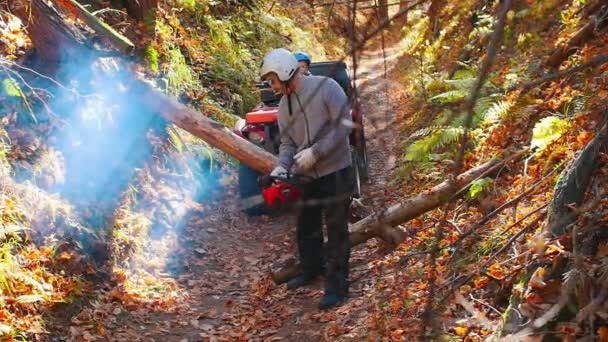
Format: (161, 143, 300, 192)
(293, 51, 312, 76)
(260, 48, 354, 310)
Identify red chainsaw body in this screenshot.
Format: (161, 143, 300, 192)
(262, 182, 301, 209)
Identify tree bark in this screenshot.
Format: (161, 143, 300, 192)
(378, 0, 389, 23)
(545, 119, 608, 237)
(501, 118, 608, 337)
(65, 0, 135, 54)
(9, 0, 89, 66)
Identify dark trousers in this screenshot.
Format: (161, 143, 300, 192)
(297, 167, 353, 296)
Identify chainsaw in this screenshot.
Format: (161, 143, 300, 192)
(239, 173, 309, 212)
(259, 173, 309, 210)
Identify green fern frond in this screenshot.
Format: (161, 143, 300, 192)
(531, 116, 570, 152)
(473, 96, 495, 117)
(429, 89, 468, 103)
(404, 127, 463, 162)
(406, 125, 448, 142)
(485, 100, 514, 123)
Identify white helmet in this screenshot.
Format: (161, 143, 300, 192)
(260, 48, 299, 82)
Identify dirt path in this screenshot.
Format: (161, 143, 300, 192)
(95, 36, 412, 342)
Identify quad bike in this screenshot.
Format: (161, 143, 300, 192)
(234, 61, 369, 216)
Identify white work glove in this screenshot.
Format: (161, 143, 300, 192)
(294, 148, 317, 171)
(270, 165, 288, 177)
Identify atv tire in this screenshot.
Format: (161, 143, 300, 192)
(238, 164, 267, 216)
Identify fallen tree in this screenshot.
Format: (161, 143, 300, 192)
(11, 0, 278, 174)
(271, 152, 525, 284)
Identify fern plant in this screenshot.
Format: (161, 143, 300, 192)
(404, 126, 464, 162)
(405, 69, 519, 163)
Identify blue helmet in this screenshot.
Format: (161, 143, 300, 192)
(293, 51, 311, 64)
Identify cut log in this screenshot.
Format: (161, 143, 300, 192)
(271, 155, 518, 284)
(63, 0, 135, 54)
(131, 80, 278, 173)
(9, 0, 89, 65)
(13, 0, 278, 175)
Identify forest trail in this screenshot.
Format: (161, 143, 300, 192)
(82, 33, 412, 342)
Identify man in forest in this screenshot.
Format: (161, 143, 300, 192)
(293, 51, 312, 75)
(260, 48, 354, 310)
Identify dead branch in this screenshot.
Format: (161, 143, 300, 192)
(57, 0, 134, 54)
(545, 4, 608, 69)
(448, 158, 566, 264)
(511, 54, 608, 94)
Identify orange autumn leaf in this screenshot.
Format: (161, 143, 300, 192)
(486, 264, 505, 280)
(415, 281, 427, 290)
(473, 276, 489, 288)
(410, 218, 423, 228)
(526, 292, 544, 305)
(598, 326, 608, 342)
(390, 329, 405, 339)
(576, 131, 593, 146)
(454, 326, 468, 337)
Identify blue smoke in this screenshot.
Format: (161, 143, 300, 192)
(50, 56, 166, 215)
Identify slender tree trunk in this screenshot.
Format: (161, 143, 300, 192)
(428, 0, 444, 41)
(378, 0, 389, 23)
(394, 0, 409, 27)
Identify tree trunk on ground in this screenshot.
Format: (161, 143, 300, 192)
(500, 118, 608, 337)
(271, 155, 519, 284)
(123, 0, 159, 21)
(131, 80, 278, 173)
(545, 119, 608, 237)
(13, 0, 278, 174)
(9, 0, 89, 66)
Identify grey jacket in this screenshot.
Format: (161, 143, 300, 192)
(277, 75, 352, 178)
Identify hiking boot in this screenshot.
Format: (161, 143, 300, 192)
(286, 273, 318, 290)
(318, 293, 347, 310)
